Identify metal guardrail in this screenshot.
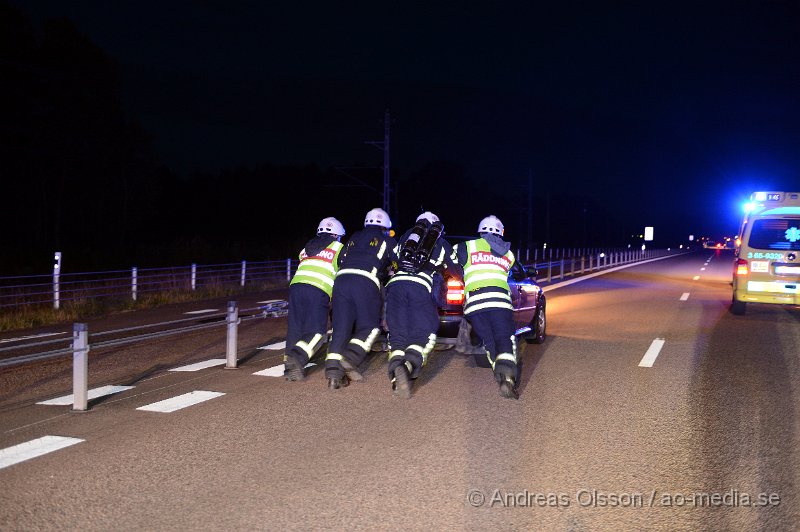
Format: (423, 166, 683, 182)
(526, 248, 680, 284)
(0, 259, 297, 310)
(2, 247, 677, 311)
(0, 300, 289, 410)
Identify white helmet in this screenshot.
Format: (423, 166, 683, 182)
(317, 217, 345, 237)
(416, 211, 440, 224)
(364, 207, 392, 229)
(478, 215, 504, 236)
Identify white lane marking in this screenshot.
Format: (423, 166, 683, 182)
(638, 339, 666, 368)
(184, 309, 219, 315)
(170, 359, 227, 372)
(0, 332, 67, 344)
(541, 253, 690, 293)
(136, 391, 224, 413)
(258, 341, 286, 350)
(37, 385, 135, 406)
(680, 293, 690, 301)
(256, 300, 283, 304)
(693, 275, 700, 280)
(253, 363, 316, 377)
(700, 267, 706, 271)
(0, 436, 84, 470)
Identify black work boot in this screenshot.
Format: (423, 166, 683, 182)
(283, 356, 306, 382)
(340, 359, 364, 382)
(327, 374, 350, 389)
(392, 365, 412, 399)
(498, 374, 519, 400)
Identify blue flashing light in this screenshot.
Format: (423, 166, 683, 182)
(744, 202, 756, 213)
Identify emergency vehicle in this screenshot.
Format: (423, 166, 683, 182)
(732, 191, 800, 314)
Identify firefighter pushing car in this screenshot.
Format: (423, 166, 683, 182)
(385, 211, 461, 398)
(324, 208, 398, 389)
(451, 215, 520, 399)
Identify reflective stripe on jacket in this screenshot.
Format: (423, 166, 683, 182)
(462, 239, 515, 314)
(290, 241, 344, 297)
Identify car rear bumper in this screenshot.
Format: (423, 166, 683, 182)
(734, 281, 800, 305)
(436, 315, 463, 344)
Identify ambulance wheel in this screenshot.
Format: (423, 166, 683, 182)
(730, 297, 746, 315)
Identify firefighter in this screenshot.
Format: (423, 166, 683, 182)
(451, 215, 519, 399)
(325, 208, 397, 389)
(385, 211, 461, 398)
(283, 217, 346, 381)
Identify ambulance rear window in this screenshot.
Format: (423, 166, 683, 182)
(748, 218, 800, 251)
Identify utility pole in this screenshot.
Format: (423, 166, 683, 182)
(366, 109, 391, 214)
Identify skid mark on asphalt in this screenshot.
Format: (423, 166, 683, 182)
(136, 391, 225, 413)
(37, 385, 135, 406)
(0, 436, 84, 470)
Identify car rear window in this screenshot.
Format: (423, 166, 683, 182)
(748, 218, 800, 251)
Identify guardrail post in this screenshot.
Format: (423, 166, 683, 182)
(191, 263, 197, 291)
(225, 301, 239, 369)
(286, 258, 292, 282)
(72, 323, 89, 412)
(570, 257, 575, 277)
(581, 256, 585, 274)
(559, 258, 565, 280)
(240, 261, 247, 287)
(589, 254, 593, 271)
(132, 267, 138, 301)
(547, 261, 552, 283)
(53, 251, 62, 310)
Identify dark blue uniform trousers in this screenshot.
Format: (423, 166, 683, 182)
(467, 308, 518, 381)
(385, 281, 439, 378)
(325, 274, 382, 379)
(285, 283, 330, 366)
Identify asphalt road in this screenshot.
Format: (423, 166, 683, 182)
(1, 250, 798, 531)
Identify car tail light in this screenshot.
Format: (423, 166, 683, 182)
(446, 278, 465, 305)
(735, 258, 748, 276)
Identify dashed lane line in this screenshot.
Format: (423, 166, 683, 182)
(258, 341, 286, 350)
(136, 391, 225, 413)
(638, 339, 666, 368)
(693, 275, 700, 280)
(680, 293, 690, 301)
(37, 385, 135, 406)
(253, 363, 316, 377)
(183, 309, 219, 315)
(0, 436, 84, 470)
(170, 359, 227, 372)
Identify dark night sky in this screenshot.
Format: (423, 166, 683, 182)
(9, 0, 800, 245)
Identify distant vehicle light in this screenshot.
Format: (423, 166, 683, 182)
(599, 253, 605, 258)
(736, 259, 749, 276)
